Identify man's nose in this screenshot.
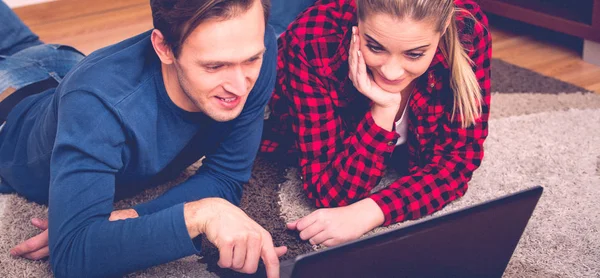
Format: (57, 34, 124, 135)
(225, 66, 247, 95)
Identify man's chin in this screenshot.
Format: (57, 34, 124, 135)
(207, 110, 243, 122)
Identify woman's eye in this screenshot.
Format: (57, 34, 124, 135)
(366, 44, 384, 53)
(406, 52, 425, 60)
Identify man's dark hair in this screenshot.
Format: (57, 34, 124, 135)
(151, 0, 271, 57)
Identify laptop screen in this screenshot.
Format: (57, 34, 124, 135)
(288, 186, 543, 278)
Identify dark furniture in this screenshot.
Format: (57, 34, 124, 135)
(475, 0, 600, 64)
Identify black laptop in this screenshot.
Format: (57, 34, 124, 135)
(277, 186, 543, 278)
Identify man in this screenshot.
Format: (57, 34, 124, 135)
(0, 0, 285, 277)
(268, 0, 316, 35)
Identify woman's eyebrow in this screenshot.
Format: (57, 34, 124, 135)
(364, 33, 385, 49)
(364, 33, 430, 52)
(405, 44, 431, 52)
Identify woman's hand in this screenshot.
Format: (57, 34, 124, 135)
(348, 26, 401, 131)
(348, 26, 401, 109)
(287, 198, 385, 247)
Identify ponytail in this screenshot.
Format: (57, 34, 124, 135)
(357, 0, 484, 128)
(440, 12, 482, 128)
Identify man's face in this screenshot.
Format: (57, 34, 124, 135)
(168, 0, 266, 122)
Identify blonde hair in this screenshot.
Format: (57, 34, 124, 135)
(357, 0, 482, 128)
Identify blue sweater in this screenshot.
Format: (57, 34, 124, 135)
(0, 26, 276, 277)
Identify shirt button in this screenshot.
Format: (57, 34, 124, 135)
(430, 83, 435, 88)
(387, 141, 395, 146)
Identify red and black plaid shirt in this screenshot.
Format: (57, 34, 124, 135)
(261, 0, 492, 226)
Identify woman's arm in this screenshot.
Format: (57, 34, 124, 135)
(280, 30, 399, 208)
(286, 1, 492, 248)
(370, 6, 492, 226)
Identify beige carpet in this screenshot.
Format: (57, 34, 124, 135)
(1, 59, 600, 277)
(281, 104, 600, 277)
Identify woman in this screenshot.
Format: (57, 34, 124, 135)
(261, 0, 492, 247)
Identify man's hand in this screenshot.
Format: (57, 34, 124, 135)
(9, 218, 49, 260)
(108, 208, 139, 221)
(9, 209, 139, 260)
(185, 198, 287, 278)
(287, 198, 385, 247)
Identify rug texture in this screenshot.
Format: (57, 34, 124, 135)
(1, 58, 599, 278)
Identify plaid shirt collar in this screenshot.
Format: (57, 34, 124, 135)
(424, 49, 449, 95)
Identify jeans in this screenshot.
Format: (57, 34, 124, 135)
(0, 0, 84, 193)
(268, 0, 317, 35)
(0, 0, 84, 98)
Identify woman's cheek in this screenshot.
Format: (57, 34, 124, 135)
(360, 49, 383, 69)
(406, 60, 431, 79)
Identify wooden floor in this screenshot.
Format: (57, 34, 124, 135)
(12, 0, 600, 93)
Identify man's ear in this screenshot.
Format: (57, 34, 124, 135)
(151, 29, 175, 65)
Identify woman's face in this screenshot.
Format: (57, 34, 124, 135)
(358, 13, 442, 93)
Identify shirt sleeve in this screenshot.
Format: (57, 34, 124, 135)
(281, 31, 400, 208)
(370, 5, 493, 226)
(48, 91, 200, 278)
(133, 25, 278, 215)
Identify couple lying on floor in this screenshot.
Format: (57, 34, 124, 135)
(0, 0, 491, 277)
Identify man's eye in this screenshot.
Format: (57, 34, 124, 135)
(206, 65, 223, 71)
(244, 57, 261, 65)
(366, 44, 384, 53)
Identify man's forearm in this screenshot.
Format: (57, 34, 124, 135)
(134, 169, 242, 216)
(113, 201, 209, 239)
(183, 199, 210, 238)
(50, 204, 201, 278)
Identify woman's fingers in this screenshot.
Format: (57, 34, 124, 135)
(322, 238, 339, 247)
(355, 49, 370, 95)
(286, 219, 299, 230)
(350, 27, 373, 99)
(348, 26, 358, 83)
(308, 230, 331, 245)
(299, 221, 324, 241)
(295, 212, 318, 231)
